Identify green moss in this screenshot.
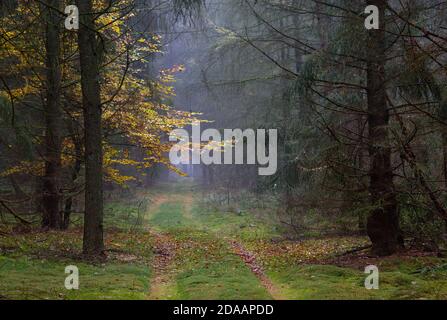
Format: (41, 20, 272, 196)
(176, 260, 271, 300)
(0, 255, 150, 300)
(141, 194, 270, 300)
(268, 261, 447, 300)
(173, 236, 271, 300)
(2, 183, 446, 300)
(191, 204, 279, 241)
(149, 202, 194, 230)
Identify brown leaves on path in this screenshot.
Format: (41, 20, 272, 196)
(245, 237, 371, 269)
(147, 229, 178, 300)
(229, 240, 287, 300)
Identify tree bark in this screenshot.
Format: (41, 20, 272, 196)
(442, 126, 447, 233)
(76, 0, 104, 255)
(62, 123, 82, 230)
(357, 114, 367, 233)
(365, 0, 400, 256)
(442, 127, 447, 190)
(41, 0, 62, 229)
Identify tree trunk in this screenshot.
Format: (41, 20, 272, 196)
(439, 126, 447, 233)
(76, 0, 104, 255)
(442, 127, 447, 190)
(357, 114, 367, 233)
(62, 123, 82, 230)
(365, 0, 400, 256)
(41, 0, 62, 229)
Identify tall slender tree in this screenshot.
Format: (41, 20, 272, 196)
(76, 0, 104, 255)
(41, 0, 63, 229)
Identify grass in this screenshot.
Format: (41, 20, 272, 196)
(173, 231, 271, 300)
(0, 255, 150, 300)
(1, 181, 447, 300)
(0, 196, 154, 300)
(175, 259, 271, 300)
(147, 195, 271, 300)
(267, 260, 447, 300)
(191, 204, 279, 241)
(195, 187, 447, 300)
(149, 202, 194, 230)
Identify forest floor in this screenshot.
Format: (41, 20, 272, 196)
(0, 181, 447, 300)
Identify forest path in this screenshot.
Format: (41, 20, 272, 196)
(146, 228, 178, 300)
(145, 190, 191, 300)
(229, 240, 287, 300)
(145, 182, 286, 300)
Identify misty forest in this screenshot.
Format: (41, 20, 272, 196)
(1, 0, 447, 300)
